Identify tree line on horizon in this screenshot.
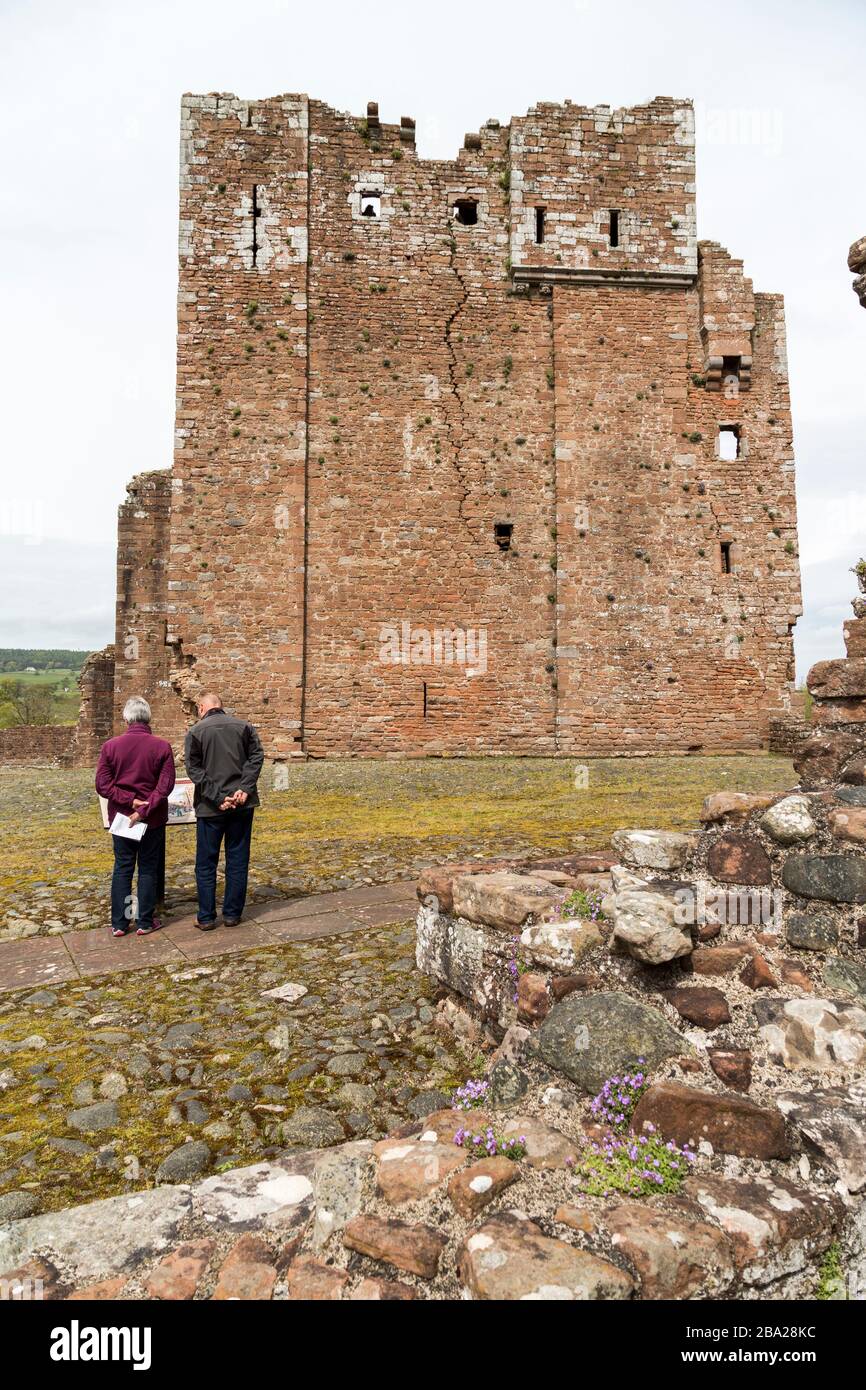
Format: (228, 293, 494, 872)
(0, 649, 88, 673)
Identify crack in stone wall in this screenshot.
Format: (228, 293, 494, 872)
(442, 214, 477, 541)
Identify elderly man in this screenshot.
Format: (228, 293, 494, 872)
(95, 696, 176, 938)
(184, 692, 264, 930)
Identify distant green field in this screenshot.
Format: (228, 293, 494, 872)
(0, 652, 87, 727)
(6, 667, 78, 687)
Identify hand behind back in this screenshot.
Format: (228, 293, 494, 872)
(219, 789, 249, 811)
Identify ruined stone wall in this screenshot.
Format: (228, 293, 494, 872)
(796, 587, 866, 787)
(112, 470, 180, 741)
(768, 712, 810, 758)
(93, 91, 801, 760)
(552, 252, 799, 753)
(64, 646, 115, 767)
(0, 724, 74, 765)
(167, 93, 310, 757)
(509, 98, 696, 280)
(409, 792, 866, 1299)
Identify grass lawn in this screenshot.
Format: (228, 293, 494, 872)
(0, 668, 80, 726)
(0, 754, 796, 937)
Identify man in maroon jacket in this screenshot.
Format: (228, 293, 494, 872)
(95, 697, 176, 937)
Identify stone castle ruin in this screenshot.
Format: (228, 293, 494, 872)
(73, 92, 803, 762)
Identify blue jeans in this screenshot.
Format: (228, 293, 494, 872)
(111, 826, 165, 932)
(194, 809, 254, 924)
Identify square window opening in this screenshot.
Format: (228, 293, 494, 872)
(360, 193, 381, 219)
(718, 425, 741, 461)
(494, 522, 513, 551)
(453, 199, 478, 226)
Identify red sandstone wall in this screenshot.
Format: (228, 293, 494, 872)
(510, 99, 696, 280)
(167, 94, 310, 756)
(90, 92, 801, 761)
(552, 254, 800, 754)
(0, 724, 73, 765)
(113, 470, 180, 740)
(302, 102, 557, 755)
(64, 645, 115, 767)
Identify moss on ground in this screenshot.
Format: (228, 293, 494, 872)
(0, 922, 472, 1213)
(0, 756, 795, 936)
(0, 753, 797, 1215)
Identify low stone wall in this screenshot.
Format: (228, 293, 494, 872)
(1, 792, 865, 1301)
(0, 724, 73, 766)
(768, 713, 810, 758)
(796, 590, 866, 787)
(414, 786, 866, 1298)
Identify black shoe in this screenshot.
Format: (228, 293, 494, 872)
(194, 919, 218, 932)
(222, 917, 242, 927)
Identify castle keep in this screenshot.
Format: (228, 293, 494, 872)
(80, 92, 802, 761)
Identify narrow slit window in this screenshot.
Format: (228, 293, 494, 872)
(422, 681, 428, 718)
(360, 193, 381, 219)
(609, 209, 620, 248)
(494, 522, 513, 551)
(251, 184, 261, 266)
(453, 199, 478, 226)
(535, 207, 546, 244)
(718, 425, 741, 461)
(720, 541, 733, 574)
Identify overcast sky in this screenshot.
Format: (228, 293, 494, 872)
(1, 0, 864, 680)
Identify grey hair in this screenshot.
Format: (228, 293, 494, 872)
(122, 696, 152, 725)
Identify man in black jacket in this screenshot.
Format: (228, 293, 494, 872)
(184, 692, 265, 930)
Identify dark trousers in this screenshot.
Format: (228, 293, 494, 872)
(110, 826, 165, 933)
(194, 809, 254, 924)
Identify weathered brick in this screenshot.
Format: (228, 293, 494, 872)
(68, 94, 799, 763)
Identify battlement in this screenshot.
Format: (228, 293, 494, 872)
(178, 91, 697, 283)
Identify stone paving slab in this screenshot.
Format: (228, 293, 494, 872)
(253, 895, 344, 924)
(349, 901, 419, 927)
(253, 884, 416, 926)
(0, 882, 418, 994)
(74, 940, 188, 977)
(263, 910, 371, 942)
(65, 930, 182, 963)
(171, 924, 278, 962)
(0, 935, 72, 963)
(0, 944, 79, 990)
(0, 1185, 194, 1283)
